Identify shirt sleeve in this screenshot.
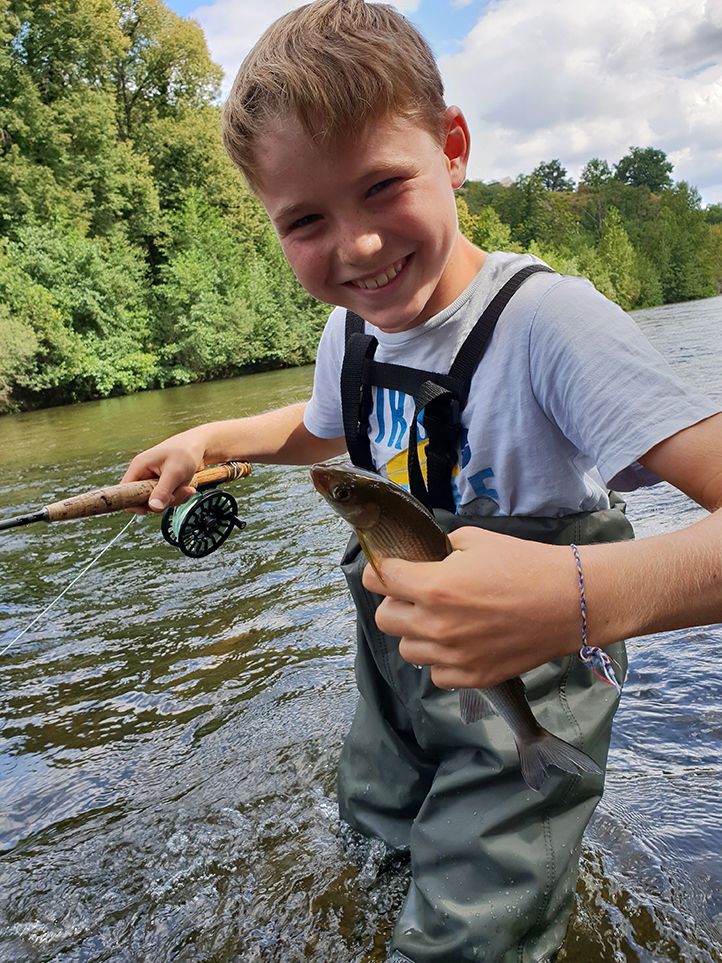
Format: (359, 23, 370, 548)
(303, 306, 347, 440)
(528, 276, 722, 490)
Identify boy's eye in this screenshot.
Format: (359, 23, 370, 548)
(289, 213, 321, 231)
(367, 177, 398, 197)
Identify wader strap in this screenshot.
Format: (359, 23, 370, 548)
(449, 264, 554, 382)
(408, 381, 459, 512)
(341, 330, 378, 472)
(341, 263, 555, 507)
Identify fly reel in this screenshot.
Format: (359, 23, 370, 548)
(161, 488, 246, 558)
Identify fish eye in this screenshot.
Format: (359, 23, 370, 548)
(333, 486, 350, 501)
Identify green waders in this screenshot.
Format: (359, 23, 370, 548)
(337, 502, 633, 963)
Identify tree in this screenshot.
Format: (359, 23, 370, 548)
(710, 223, 722, 293)
(472, 206, 512, 252)
(646, 182, 717, 302)
(112, 0, 223, 140)
(455, 196, 513, 253)
(532, 159, 575, 192)
(614, 147, 673, 192)
(598, 207, 640, 310)
(580, 158, 612, 189)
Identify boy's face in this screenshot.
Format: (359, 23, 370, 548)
(255, 108, 485, 334)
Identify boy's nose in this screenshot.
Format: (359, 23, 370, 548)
(336, 226, 384, 266)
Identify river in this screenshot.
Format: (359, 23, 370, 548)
(0, 295, 721, 963)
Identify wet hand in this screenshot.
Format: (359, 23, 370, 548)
(362, 526, 582, 688)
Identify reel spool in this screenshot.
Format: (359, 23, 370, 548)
(161, 489, 246, 558)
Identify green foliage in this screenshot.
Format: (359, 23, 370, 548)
(614, 147, 673, 192)
(532, 159, 575, 192)
(705, 204, 722, 225)
(456, 196, 515, 253)
(456, 142, 719, 312)
(113, 0, 223, 139)
(473, 206, 513, 253)
(0, 0, 328, 413)
(598, 208, 640, 310)
(710, 225, 722, 292)
(580, 158, 612, 188)
(0, 224, 156, 410)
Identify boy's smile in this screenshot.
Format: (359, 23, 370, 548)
(255, 108, 486, 334)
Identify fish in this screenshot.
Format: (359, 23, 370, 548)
(310, 462, 602, 792)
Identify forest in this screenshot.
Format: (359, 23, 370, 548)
(1, 0, 721, 414)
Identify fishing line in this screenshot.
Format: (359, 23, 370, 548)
(0, 514, 142, 659)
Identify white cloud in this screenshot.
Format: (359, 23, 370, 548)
(438, 0, 722, 202)
(193, 0, 421, 92)
(187, 0, 722, 204)
(190, 0, 299, 88)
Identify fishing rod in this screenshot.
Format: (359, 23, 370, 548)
(0, 461, 252, 558)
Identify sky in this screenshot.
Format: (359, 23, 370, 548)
(165, 0, 722, 206)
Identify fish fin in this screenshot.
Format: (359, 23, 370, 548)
(357, 530, 385, 586)
(459, 688, 495, 724)
(517, 730, 603, 792)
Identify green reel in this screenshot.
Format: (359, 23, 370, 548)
(161, 489, 246, 558)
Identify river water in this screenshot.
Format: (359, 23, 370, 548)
(0, 295, 721, 963)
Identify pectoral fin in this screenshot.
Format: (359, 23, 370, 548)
(459, 688, 495, 724)
(357, 530, 385, 585)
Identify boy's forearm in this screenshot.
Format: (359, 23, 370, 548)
(122, 402, 346, 511)
(582, 507, 722, 647)
(196, 402, 345, 465)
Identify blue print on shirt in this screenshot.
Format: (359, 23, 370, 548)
(373, 389, 428, 451)
(468, 467, 499, 501)
(387, 390, 408, 449)
(373, 389, 386, 444)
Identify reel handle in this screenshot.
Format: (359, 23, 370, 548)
(45, 462, 251, 522)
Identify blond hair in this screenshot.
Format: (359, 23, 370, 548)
(222, 0, 446, 190)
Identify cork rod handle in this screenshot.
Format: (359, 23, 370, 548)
(45, 462, 251, 522)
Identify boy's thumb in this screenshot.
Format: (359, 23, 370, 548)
(147, 483, 196, 513)
(147, 490, 169, 512)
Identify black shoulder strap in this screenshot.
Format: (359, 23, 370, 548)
(341, 263, 555, 509)
(340, 312, 377, 471)
(414, 263, 554, 510)
(449, 263, 554, 386)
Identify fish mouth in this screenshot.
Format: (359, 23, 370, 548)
(310, 463, 335, 495)
(347, 256, 408, 290)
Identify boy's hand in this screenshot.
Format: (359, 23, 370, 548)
(362, 527, 581, 688)
(121, 430, 207, 513)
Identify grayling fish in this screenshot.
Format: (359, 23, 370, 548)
(310, 462, 602, 792)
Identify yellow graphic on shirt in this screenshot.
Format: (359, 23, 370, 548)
(384, 441, 460, 489)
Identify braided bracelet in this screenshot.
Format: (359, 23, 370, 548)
(570, 544, 621, 695)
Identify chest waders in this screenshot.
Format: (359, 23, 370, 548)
(336, 265, 634, 963)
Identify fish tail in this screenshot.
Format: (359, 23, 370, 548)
(518, 729, 602, 792)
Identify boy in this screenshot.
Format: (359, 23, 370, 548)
(122, 1, 722, 960)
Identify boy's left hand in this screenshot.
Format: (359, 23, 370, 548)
(362, 526, 582, 688)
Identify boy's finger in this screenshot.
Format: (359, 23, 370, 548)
(147, 484, 196, 513)
(362, 556, 430, 601)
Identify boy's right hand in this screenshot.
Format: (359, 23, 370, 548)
(121, 430, 207, 513)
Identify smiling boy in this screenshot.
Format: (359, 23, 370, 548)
(121, 2, 722, 961)
(254, 109, 484, 334)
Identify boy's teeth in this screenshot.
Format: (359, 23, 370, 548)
(352, 258, 405, 290)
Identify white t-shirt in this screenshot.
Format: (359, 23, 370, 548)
(304, 252, 720, 518)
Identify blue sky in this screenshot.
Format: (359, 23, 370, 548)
(164, 0, 722, 205)
(167, 0, 495, 57)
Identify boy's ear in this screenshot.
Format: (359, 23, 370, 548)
(442, 106, 472, 190)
